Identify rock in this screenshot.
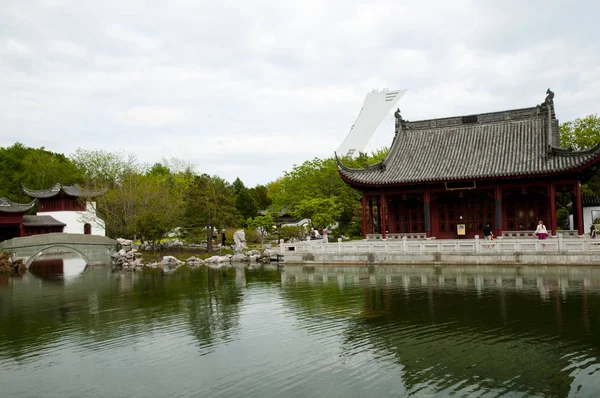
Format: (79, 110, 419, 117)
(117, 238, 133, 246)
(204, 255, 220, 263)
(263, 248, 278, 259)
(233, 230, 247, 253)
(231, 254, 247, 262)
(186, 256, 204, 267)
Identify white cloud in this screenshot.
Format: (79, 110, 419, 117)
(118, 106, 189, 126)
(1, 0, 599, 186)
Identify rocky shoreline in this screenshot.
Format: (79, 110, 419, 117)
(111, 238, 280, 272)
(0, 251, 26, 276)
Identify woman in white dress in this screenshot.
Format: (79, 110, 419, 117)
(535, 220, 548, 240)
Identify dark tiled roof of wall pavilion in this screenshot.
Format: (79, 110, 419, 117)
(337, 96, 600, 186)
(0, 197, 36, 213)
(582, 195, 600, 207)
(22, 215, 66, 227)
(22, 183, 107, 199)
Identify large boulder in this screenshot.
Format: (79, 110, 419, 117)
(186, 256, 205, 267)
(231, 253, 247, 263)
(233, 230, 247, 253)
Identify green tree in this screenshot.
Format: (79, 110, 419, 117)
(560, 114, 600, 150)
(21, 149, 82, 191)
(183, 174, 238, 252)
(269, 157, 359, 234)
(246, 213, 275, 244)
(89, 162, 186, 240)
(236, 188, 258, 224)
(292, 197, 343, 230)
(231, 177, 258, 224)
(249, 184, 271, 210)
(559, 115, 600, 195)
(232, 177, 245, 195)
(70, 148, 140, 189)
(0, 143, 83, 203)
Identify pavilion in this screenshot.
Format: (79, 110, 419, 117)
(0, 197, 65, 241)
(337, 90, 600, 239)
(22, 183, 107, 236)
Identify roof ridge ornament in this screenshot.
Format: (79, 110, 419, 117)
(544, 88, 554, 106)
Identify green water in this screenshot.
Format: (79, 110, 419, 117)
(1, 262, 600, 397)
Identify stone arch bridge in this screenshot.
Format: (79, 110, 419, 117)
(0, 233, 117, 267)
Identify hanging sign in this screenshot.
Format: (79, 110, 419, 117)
(457, 224, 466, 235)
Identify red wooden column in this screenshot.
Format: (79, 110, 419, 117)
(362, 194, 367, 239)
(388, 201, 395, 235)
(368, 197, 374, 235)
(575, 180, 583, 235)
(376, 197, 382, 235)
(495, 186, 503, 237)
(424, 190, 431, 238)
(380, 193, 387, 239)
(548, 182, 556, 236)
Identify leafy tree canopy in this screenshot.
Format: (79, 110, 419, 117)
(0, 143, 83, 203)
(268, 149, 388, 236)
(559, 115, 600, 196)
(292, 197, 343, 230)
(560, 114, 600, 150)
(183, 174, 238, 251)
(246, 214, 275, 244)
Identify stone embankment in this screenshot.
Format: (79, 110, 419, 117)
(111, 238, 279, 272)
(0, 251, 26, 276)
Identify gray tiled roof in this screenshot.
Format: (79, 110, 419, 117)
(582, 195, 600, 207)
(338, 102, 600, 186)
(22, 183, 107, 199)
(22, 215, 66, 227)
(0, 197, 36, 213)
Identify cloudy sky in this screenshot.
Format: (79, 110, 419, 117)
(2, 0, 599, 187)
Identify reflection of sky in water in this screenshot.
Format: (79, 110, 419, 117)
(62, 256, 87, 278)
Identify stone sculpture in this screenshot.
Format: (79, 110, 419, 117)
(233, 229, 247, 253)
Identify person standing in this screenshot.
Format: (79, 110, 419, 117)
(590, 224, 597, 239)
(221, 230, 226, 246)
(322, 227, 328, 243)
(535, 220, 548, 240)
(483, 223, 493, 240)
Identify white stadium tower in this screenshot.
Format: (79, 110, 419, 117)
(337, 88, 406, 158)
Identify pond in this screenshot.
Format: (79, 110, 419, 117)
(1, 262, 599, 397)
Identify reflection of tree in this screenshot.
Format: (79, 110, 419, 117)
(279, 267, 600, 398)
(186, 267, 243, 350)
(0, 265, 285, 362)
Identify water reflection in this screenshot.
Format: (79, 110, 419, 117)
(28, 253, 87, 279)
(0, 264, 599, 397)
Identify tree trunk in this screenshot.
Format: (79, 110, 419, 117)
(206, 225, 213, 253)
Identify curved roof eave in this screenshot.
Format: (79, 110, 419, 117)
(22, 183, 107, 198)
(0, 197, 37, 213)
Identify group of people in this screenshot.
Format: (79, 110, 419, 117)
(310, 227, 328, 242)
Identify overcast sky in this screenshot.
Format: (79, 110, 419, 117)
(2, 0, 599, 187)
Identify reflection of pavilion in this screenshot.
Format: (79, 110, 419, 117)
(280, 265, 600, 396)
(280, 265, 600, 299)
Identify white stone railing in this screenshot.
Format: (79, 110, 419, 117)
(367, 233, 427, 240)
(501, 230, 579, 238)
(280, 236, 600, 255)
(502, 230, 537, 238)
